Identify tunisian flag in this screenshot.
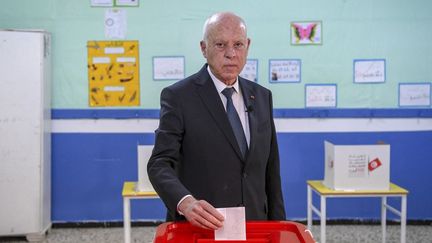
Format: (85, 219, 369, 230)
(368, 158, 382, 171)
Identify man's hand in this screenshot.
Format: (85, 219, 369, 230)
(178, 196, 224, 230)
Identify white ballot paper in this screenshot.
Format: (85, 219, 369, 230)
(215, 207, 246, 241)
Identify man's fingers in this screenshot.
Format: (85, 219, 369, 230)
(185, 200, 224, 230)
(190, 215, 218, 230)
(194, 200, 224, 228)
(199, 200, 225, 221)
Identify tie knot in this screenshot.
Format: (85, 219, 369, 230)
(222, 87, 235, 99)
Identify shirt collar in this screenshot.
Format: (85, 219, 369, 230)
(207, 65, 240, 94)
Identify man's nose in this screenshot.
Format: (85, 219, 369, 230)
(224, 46, 236, 58)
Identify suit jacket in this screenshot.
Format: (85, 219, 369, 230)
(148, 64, 286, 221)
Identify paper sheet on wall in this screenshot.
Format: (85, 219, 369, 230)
(239, 59, 258, 82)
(105, 9, 127, 39)
(399, 83, 431, 107)
(306, 85, 337, 107)
(116, 0, 139, 6)
(91, 0, 113, 7)
(269, 59, 301, 82)
(354, 59, 385, 83)
(153, 56, 185, 80)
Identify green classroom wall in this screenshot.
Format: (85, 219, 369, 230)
(1, 0, 431, 109)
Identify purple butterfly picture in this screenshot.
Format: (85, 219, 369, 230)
(291, 21, 322, 45)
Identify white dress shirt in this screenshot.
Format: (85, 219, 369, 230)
(207, 66, 251, 147)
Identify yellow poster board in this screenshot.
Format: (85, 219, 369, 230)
(87, 40, 139, 107)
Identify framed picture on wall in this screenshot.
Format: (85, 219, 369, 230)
(353, 59, 386, 83)
(153, 56, 185, 81)
(269, 59, 301, 83)
(305, 84, 337, 108)
(239, 59, 258, 82)
(398, 82, 431, 107)
(115, 0, 139, 7)
(91, 0, 113, 7)
(290, 21, 322, 45)
(91, 0, 139, 7)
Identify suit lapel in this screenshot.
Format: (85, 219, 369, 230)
(195, 66, 244, 160)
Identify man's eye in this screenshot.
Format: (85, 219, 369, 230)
(215, 43, 224, 48)
(234, 43, 244, 49)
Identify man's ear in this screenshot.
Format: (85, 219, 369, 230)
(200, 41, 207, 58)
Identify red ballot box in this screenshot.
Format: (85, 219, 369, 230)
(153, 221, 315, 243)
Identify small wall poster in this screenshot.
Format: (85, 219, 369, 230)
(91, 0, 113, 7)
(115, 0, 139, 7)
(239, 59, 258, 82)
(399, 83, 431, 107)
(153, 56, 185, 81)
(87, 40, 140, 107)
(269, 59, 301, 83)
(354, 59, 386, 83)
(105, 9, 127, 39)
(305, 84, 337, 108)
(91, 0, 139, 7)
(291, 21, 322, 45)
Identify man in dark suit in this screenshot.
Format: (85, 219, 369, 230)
(147, 12, 286, 230)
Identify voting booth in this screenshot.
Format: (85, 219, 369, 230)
(137, 145, 155, 192)
(323, 141, 390, 191)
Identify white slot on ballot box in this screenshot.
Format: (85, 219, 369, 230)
(323, 141, 390, 191)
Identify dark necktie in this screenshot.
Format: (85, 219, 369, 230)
(222, 87, 248, 158)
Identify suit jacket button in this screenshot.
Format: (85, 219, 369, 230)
(242, 173, 247, 178)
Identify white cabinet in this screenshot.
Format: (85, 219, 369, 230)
(0, 30, 51, 241)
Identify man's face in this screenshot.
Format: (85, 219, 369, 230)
(200, 20, 250, 85)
